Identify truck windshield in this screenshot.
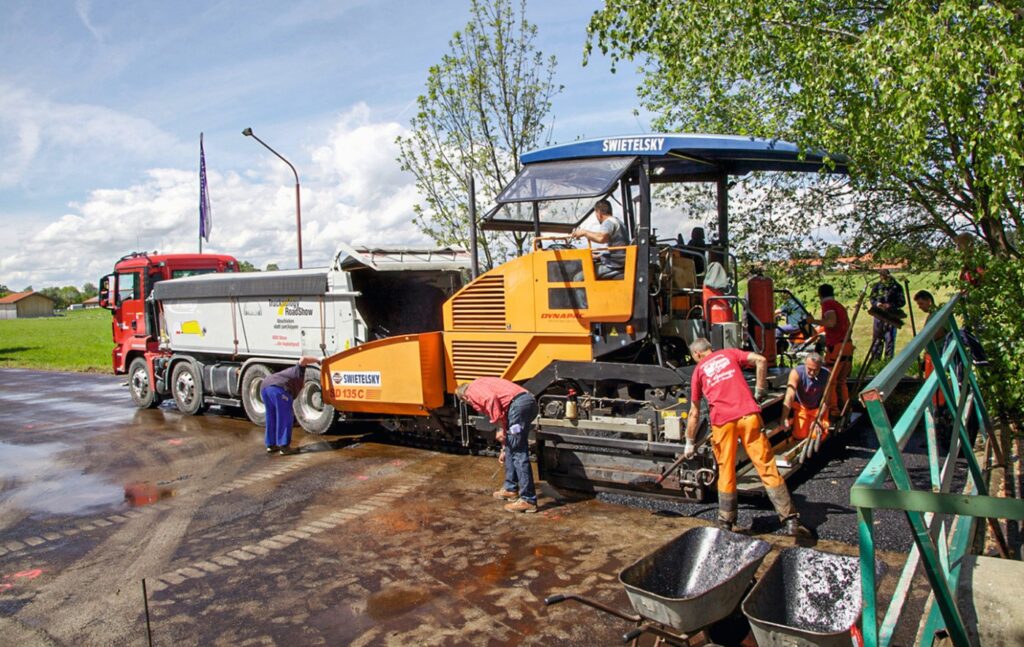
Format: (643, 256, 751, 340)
(172, 269, 220, 279)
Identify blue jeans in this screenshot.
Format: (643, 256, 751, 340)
(502, 394, 538, 503)
(262, 385, 294, 447)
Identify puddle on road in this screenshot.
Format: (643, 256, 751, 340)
(0, 441, 123, 516)
(366, 586, 436, 621)
(123, 482, 174, 507)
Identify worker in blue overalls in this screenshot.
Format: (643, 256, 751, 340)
(262, 356, 320, 455)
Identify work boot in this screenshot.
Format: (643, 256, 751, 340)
(278, 446, 301, 456)
(783, 516, 813, 540)
(717, 491, 738, 530)
(492, 488, 518, 500)
(504, 498, 538, 514)
(266, 446, 279, 454)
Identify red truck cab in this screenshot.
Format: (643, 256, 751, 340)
(99, 252, 237, 405)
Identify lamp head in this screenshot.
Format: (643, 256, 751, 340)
(242, 127, 253, 137)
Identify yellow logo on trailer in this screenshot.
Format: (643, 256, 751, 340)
(179, 320, 205, 337)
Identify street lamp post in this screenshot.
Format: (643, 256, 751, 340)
(242, 127, 303, 269)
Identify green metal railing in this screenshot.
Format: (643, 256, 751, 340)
(851, 294, 1024, 647)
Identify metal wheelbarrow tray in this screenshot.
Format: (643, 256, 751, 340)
(617, 526, 772, 633)
(741, 546, 862, 647)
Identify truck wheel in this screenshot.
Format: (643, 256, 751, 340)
(171, 362, 205, 415)
(128, 358, 159, 409)
(241, 364, 272, 426)
(294, 380, 335, 435)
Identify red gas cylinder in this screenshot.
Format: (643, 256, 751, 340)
(747, 274, 777, 365)
(703, 285, 734, 324)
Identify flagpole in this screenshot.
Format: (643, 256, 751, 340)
(199, 133, 204, 253)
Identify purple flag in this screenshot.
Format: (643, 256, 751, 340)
(199, 133, 212, 242)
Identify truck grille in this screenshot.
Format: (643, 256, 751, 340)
(452, 340, 518, 381)
(451, 275, 507, 330)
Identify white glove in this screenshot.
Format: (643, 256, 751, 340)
(683, 439, 696, 459)
(509, 424, 523, 436)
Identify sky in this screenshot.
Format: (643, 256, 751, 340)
(0, 0, 664, 290)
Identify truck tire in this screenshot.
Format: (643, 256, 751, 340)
(128, 357, 159, 409)
(294, 380, 335, 435)
(241, 364, 272, 426)
(171, 362, 205, 415)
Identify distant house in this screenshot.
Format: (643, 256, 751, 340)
(82, 296, 101, 309)
(0, 291, 56, 319)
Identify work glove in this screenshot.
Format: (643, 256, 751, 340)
(498, 448, 506, 465)
(683, 439, 696, 459)
(754, 386, 768, 402)
(509, 424, 523, 436)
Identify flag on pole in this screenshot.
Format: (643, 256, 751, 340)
(199, 133, 212, 243)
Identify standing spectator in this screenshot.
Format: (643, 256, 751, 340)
(682, 338, 809, 537)
(869, 269, 906, 361)
(808, 284, 853, 417)
(456, 378, 540, 513)
(262, 356, 321, 455)
(779, 353, 830, 440)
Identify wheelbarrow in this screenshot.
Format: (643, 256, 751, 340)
(741, 547, 865, 647)
(544, 526, 772, 645)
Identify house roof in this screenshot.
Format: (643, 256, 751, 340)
(83, 296, 100, 304)
(0, 290, 54, 304)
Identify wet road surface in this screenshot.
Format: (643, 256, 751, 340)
(0, 369, 912, 646)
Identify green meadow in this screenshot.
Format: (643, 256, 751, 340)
(0, 308, 111, 372)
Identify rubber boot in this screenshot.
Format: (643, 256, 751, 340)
(765, 485, 811, 539)
(716, 491, 738, 532)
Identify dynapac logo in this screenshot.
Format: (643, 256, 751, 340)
(601, 137, 666, 153)
(269, 298, 313, 317)
(541, 313, 581, 319)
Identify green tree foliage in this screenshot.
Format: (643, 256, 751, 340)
(265, 263, 279, 272)
(81, 282, 98, 298)
(238, 260, 260, 273)
(589, 1, 1024, 416)
(397, 0, 561, 269)
(0, 284, 9, 298)
(588, 1, 1022, 261)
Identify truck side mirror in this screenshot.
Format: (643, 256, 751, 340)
(98, 274, 114, 310)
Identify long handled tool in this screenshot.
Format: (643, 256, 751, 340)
(799, 282, 868, 462)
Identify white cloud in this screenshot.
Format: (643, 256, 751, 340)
(0, 105, 432, 288)
(0, 82, 184, 189)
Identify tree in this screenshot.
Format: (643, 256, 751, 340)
(238, 261, 260, 273)
(588, 1, 1022, 262)
(81, 282, 98, 298)
(265, 263, 279, 272)
(588, 1, 1024, 414)
(0, 284, 9, 298)
(397, 0, 561, 269)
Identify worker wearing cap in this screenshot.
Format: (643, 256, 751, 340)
(682, 338, 808, 537)
(456, 377, 539, 513)
(808, 284, 853, 417)
(780, 352, 830, 441)
(261, 356, 320, 455)
(869, 269, 905, 361)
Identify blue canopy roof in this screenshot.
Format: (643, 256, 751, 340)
(520, 133, 847, 175)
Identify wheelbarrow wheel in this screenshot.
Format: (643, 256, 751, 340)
(705, 608, 752, 646)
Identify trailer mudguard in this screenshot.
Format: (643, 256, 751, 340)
(321, 332, 445, 416)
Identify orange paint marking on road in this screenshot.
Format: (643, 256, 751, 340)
(356, 475, 369, 481)
(167, 438, 185, 446)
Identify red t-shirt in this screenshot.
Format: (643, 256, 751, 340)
(690, 348, 760, 426)
(821, 298, 850, 347)
(463, 377, 528, 430)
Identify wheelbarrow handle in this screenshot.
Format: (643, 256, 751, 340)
(542, 593, 641, 622)
(623, 622, 691, 645)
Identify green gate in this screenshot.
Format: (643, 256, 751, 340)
(851, 295, 1023, 646)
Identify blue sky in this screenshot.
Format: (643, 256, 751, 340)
(0, 0, 658, 288)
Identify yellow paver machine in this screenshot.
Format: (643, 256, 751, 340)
(322, 134, 847, 500)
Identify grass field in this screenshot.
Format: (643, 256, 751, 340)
(0, 308, 111, 372)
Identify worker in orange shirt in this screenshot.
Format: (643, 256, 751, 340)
(683, 338, 809, 537)
(780, 352, 830, 441)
